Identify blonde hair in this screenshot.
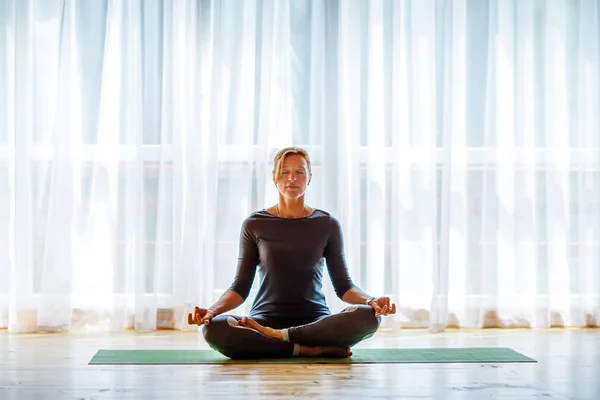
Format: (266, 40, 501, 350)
(272, 147, 312, 181)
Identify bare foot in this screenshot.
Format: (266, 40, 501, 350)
(237, 318, 352, 358)
(239, 317, 283, 340)
(299, 345, 353, 358)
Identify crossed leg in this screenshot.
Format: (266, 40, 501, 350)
(239, 305, 381, 348)
(202, 305, 380, 359)
(202, 315, 353, 359)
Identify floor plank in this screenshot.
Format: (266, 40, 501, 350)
(1, 328, 598, 399)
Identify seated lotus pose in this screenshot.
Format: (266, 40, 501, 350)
(188, 147, 396, 359)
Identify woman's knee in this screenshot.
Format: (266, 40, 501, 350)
(343, 304, 382, 334)
(201, 315, 250, 359)
(361, 305, 382, 331)
(200, 317, 221, 345)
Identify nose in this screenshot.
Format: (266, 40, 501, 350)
(287, 173, 297, 181)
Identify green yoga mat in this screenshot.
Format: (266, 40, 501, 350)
(89, 347, 535, 365)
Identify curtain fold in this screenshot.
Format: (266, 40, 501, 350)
(1, 0, 598, 332)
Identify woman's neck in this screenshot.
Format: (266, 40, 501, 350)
(276, 198, 307, 218)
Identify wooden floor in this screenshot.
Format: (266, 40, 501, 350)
(1, 328, 599, 399)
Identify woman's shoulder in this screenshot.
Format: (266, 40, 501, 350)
(241, 210, 271, 226)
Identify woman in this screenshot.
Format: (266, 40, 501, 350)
(188, 147, 396, 359)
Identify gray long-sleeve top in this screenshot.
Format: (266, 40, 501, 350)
(228, 209, 356, 319)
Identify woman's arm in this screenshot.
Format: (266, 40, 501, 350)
(341, 286, 374, 305)
(207, 289, 245, 316)
(190, 289, 244, 325)
(323, 216, 356, 299)
(227, 218, 260, 301)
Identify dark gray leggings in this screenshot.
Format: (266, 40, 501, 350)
(202, 305, 381, 359)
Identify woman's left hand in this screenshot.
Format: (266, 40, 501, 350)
(368, 297, 397, 317)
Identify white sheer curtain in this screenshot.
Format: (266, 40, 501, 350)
(1, 0, 598, 333)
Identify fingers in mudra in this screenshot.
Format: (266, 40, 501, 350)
(239, 317, 283, 340)
(375, 305, 389, 317)
(187, 312, 203, 325)
(374, 298, 397, 317)
(188, 306, 211, 326)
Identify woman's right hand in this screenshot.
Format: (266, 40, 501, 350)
(187, 306, 216, 326)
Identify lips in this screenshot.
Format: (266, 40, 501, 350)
(286, 186, 299, 189)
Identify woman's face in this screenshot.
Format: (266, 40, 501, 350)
(275, 154, 311, 199)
